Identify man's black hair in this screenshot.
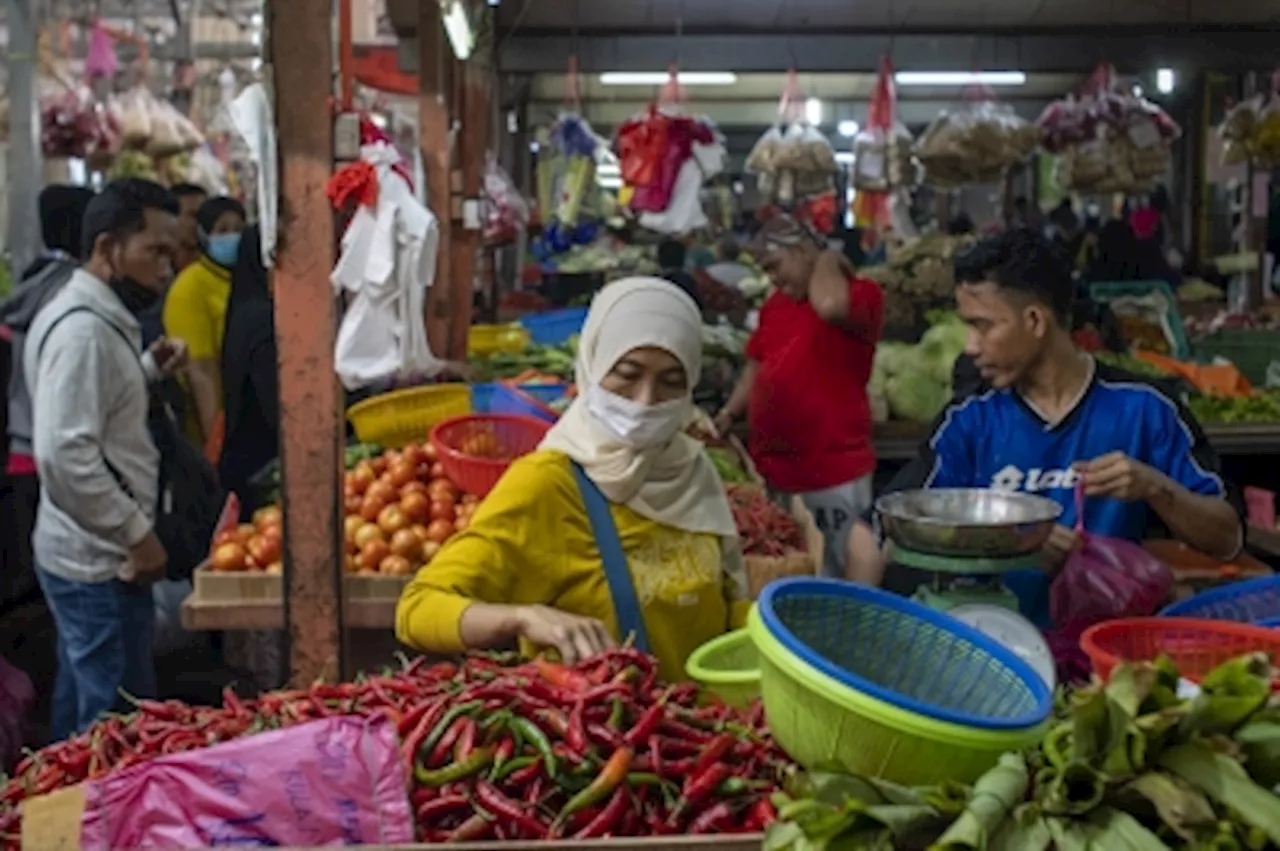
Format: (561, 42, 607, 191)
(38, 185, 96, 258)
(954, 227, 1074, 324)
(657, 239, 687, 270)
(170, 182, 208, 200)
(81, 178, 180, 258)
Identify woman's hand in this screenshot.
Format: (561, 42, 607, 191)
(516, 605, 616, 664)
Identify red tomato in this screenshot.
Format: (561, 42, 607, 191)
(422, 442, 439, 463)
(357, 540, 390, 571)
(377, 504, 410, 536)
(429, 462, 445, 480)
(429, 500, 456, 523)
(427, 479, 457, 502)
(360, 496, 387, 523)
(388, 528, 421, 560)
(387, 460, 416, 489)
(211, 542, 248, 572)
(253, 506, 282, 530)
(348, 463, 375, 494)
(401, 491, 431, 523)
(401, 480, 428, 497)
(247, 534, 281, 567)
(400, 444, 424, 469)
(424, 519, 453, 544)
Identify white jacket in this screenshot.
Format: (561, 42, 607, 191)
(25, 270, 161, 583)
(332, 143, 444, 391)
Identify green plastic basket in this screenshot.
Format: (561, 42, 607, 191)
(1191, 329, 1280, 386)
(685, 629, 760, 707)
(747, 604, 1048, 786)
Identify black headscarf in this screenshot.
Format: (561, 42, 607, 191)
(21, 185, 95, 280)
(221, 226, 273, 440)
(195, 196, 246, 248)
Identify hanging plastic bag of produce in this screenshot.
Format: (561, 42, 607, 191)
(332, 143, 446, 391)
(916, 87, 1039, 188)
(115, 85, 157, 148)
(40, 86, 121, 162)
(482, 152, 529, 243)
(23, 716, 415, 849)
(1050, 482, 1174, 634)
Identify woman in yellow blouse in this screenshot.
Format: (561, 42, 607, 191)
(162, 196, 246, 449)
(395, 278, 748, 680)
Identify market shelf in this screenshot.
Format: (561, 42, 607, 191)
(181, 594, 399, 631)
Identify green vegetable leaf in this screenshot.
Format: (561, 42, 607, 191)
(1181, 653, 1274, 737)
(1084, 806, 1173, 850)
(1161, 743, 1280, 846)
(990, 804, 1052, 851)
(1121, 772, 1217, 842)
(1046, 816, 1093, 851)
(1235, 721, 1280, 788)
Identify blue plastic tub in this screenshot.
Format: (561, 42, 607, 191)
(471, 383, 499, 414)
(1160, 575, 1280, 626)
(490, 383, 560, 424)
(520, 308, 589, 346)
(519, 381, 569, 407)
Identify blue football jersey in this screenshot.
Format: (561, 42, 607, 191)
(879, 360, 1241, 626)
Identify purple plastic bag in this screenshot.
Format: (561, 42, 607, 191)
(1050, 482, 1173, 632)
(80, 715, 414, 849)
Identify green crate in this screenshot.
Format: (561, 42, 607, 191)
(1089, 280, 1190, 360)
(1191, 329, 1280, 386)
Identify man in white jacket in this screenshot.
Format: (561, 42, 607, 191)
(25, 179, 187, 739)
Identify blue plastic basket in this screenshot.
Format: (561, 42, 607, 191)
(490, 383, 560, 424)
(1160, 575, 1280, 626)
(471, 383, 499, 414)
(520, 307, 589, 345)
(758, 578, 1053, 730)
(518, 381, 569, 406)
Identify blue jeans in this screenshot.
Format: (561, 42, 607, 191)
(35, 567, 156, 740)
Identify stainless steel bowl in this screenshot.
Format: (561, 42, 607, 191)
(875, 489, 1063, 558)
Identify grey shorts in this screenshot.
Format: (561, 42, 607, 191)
(793, 475, 874, 579)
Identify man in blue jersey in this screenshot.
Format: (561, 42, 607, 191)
(849, 228, 1243, 625)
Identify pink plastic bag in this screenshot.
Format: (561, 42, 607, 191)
(1050, 482, 1173, 632)
(80, 715, 414, 849)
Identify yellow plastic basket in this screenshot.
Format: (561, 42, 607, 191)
(686, 629, 760, 708)
(747, 605, 1048, 786)
(468, 324, 531, 358)
(346, 384, 472, 448)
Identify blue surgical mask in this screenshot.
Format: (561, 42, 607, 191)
(207, 233, 242, 267)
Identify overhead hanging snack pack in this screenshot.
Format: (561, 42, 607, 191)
(1219, 74, 1280, 169)
(916, 92, 1039, 188)
(746, 71, 837, 206)
(1037, 63, 1180, 195)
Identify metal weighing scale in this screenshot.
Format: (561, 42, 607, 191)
(876, 489, 1063, 689)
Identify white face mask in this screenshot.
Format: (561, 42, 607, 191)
(585, 383, 687, 449)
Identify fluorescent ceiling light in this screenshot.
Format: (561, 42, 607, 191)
(441, 0, 474, 61)
(596, 163, 620, 177)
(838, 120, 860, 138)
(599, 72, 737, 86)
(1156, 68, 1174, 94)
(895, 71, 1026, 87)
(597, 176, 623, 189)
(805, 98, 823, 125)
(835, 151, 854, 165)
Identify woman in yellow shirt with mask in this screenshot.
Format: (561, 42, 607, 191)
(395, 278, 748, 681)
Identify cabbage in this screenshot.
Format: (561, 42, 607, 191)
(873, 342, 918, 378)
(885, 374, 951, 423)
(918, 321, 967, 384)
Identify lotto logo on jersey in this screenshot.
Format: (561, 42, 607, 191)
(990, 465, 1082, 493)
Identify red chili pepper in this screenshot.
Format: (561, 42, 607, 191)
(586, 723, 622, 749)
(533, 708, 570, 738)
(679, 763, 732, 811)
(414, 793, 470, 824)
(446, 813, 494, 842)
(692, 733, 736, 776)
(571, 785, 630, 839)
(689, 800, 736, 833)
(744, 796, 778, 830)
(622, 702, 665, 748)
(533, 657, 592, 692)
(475, 781, 548, 838)
(453, 718, 477, 761)
(427, 717, 467, 768)
(506, 758, 543, 788)
(565, 701, 588, 756)
(663, 718, 715, 743)
(649, 735, 663, 778)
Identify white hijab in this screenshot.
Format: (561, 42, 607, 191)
(540, 277, 738, 539)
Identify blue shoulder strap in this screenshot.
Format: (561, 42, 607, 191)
(571, 463, 650, 653)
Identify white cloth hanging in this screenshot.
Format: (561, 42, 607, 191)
(332, 142, 445, 391)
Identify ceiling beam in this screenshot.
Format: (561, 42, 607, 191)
(494, 28, 1278, 75)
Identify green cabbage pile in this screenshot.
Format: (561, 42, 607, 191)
(870, 311, 968, 424)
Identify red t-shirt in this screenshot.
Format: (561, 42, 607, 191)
(746, 277, 883, 492)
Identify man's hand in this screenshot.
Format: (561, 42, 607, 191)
(148, 337, 189, 376)
(1079, 452, 1163, 502)
(712, 408, 735, 439)
(515, 605, 616, 664)
(124, 530, 168, 585)
(1042, 523, 1080, 574)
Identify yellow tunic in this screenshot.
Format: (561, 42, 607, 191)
(162, 256, 231, 445)
(395, 449, 749, 682)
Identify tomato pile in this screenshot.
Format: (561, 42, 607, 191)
(0, 652, 789, 847)
(208, 506, 283, 573)
(342, 441, 476, 577)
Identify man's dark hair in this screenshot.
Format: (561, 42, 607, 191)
(170, 182, 208, 201)
(954, 227, 1073, 324)
(657, 239, 687, 270)
(81, 178, 180, 258)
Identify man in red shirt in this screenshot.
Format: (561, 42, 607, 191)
(714, 215, 884, 578)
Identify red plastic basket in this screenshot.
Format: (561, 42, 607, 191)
(430, 414, 552, 497)
(1081, 618, 1280, 687)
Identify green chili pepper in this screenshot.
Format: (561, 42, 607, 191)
(414, 746, 495, 787)
(556, 747, 633, 824)
(491, 755, 537, 783)
(509, 716, 557, 778)
(420, 700, 482, 759)
(608, 698, 625, 731)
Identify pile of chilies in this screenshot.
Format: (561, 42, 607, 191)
(0, 649, 790, 846)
